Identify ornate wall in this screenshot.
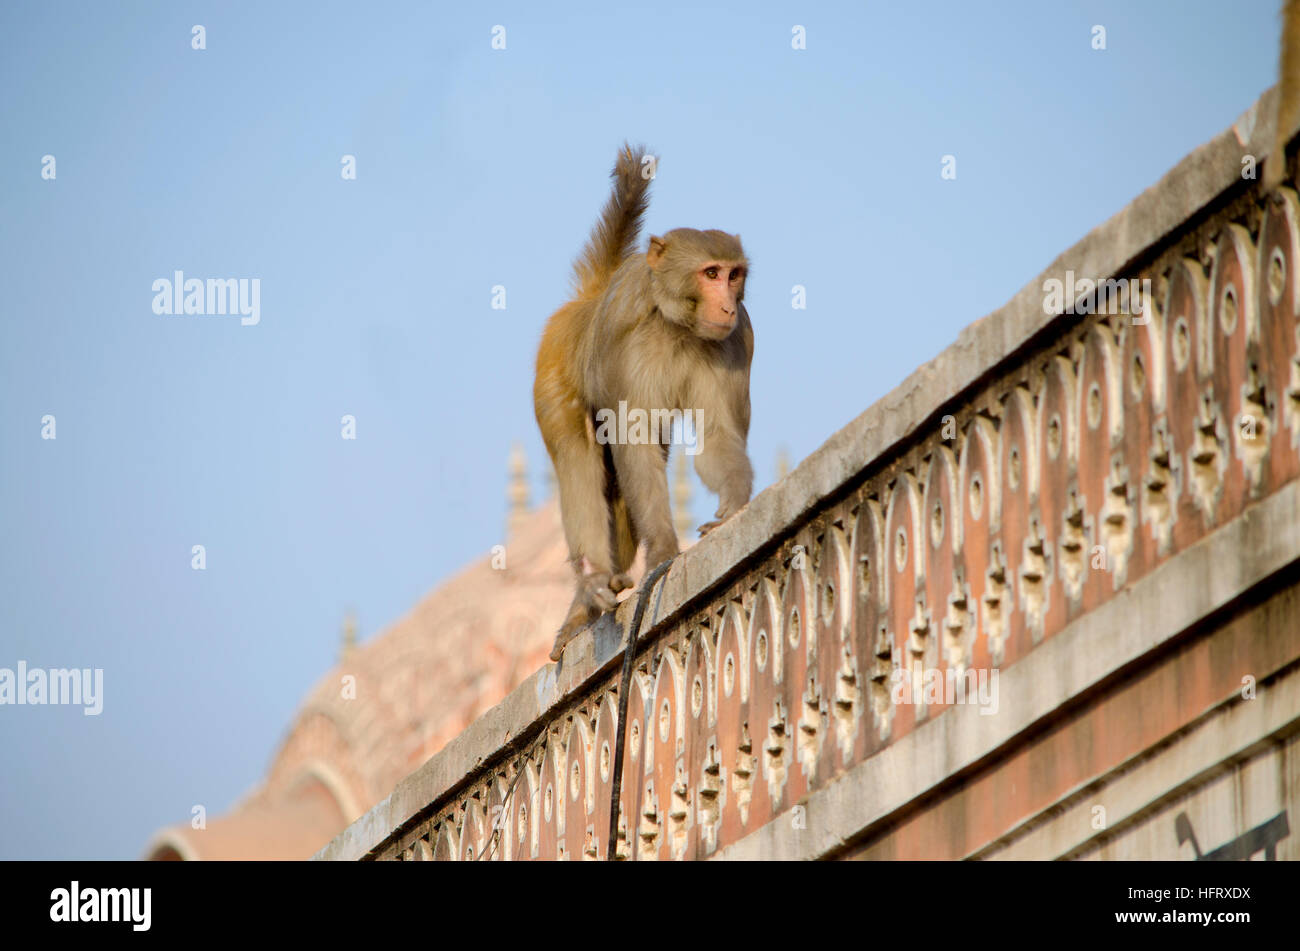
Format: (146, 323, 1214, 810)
(316, 87, 1300, 862)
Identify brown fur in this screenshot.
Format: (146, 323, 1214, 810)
(534, 146, 755, 660)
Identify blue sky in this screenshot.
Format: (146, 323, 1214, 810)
(0, 2, 1280, 858)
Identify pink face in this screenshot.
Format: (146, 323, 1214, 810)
(695, 262, 746, 339)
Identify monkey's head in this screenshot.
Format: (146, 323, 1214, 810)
(646, 229, 748, 341)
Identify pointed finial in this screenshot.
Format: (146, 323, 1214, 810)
(340, 609, 358, 662)
(775, 446, 791, 482)
(508, 442, 530, 537)
(673, 450, 693, 538)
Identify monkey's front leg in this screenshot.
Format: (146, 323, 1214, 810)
(693, 420, 753, 535)
(611, 440, 679, 568)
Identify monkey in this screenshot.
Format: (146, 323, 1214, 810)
(1265, 0, 1300, 192)
(534, 144, 754, 661)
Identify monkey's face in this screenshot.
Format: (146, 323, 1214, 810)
(692, 262, 747, 340)
(647, 229, 748, 341)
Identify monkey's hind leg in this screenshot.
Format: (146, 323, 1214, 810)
(606, 444, 640, 595)
(547, 424, 622, 661)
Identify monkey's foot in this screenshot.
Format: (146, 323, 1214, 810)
(610, 573, 634, 594)
(699, 503, 744, 536)
(548, 627, 581, 662)
(582, 571, 620, 612)
(550, 573, 620, 661)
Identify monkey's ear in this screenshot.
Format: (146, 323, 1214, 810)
(647, 235, 667, 269)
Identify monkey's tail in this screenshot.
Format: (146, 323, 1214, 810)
(570, 143, 653, 299)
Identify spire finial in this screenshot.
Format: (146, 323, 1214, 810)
(508, 442, 530, 536)
(673, 450, 693, 538)
(775, 446, 791, 482)
(340, 609, 358, 662)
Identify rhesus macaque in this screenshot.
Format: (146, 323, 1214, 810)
(534, 145, 754, 661)
(1266, 0, 1300, 191)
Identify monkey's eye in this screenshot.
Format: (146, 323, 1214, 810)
(704, 267, 720, 280)
(729, 268, 744, 282)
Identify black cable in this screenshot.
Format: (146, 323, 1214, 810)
(605, 557, 673, 860)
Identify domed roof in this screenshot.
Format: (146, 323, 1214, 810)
(145, 498, 579, 860)
(145, 442, 708, 860)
